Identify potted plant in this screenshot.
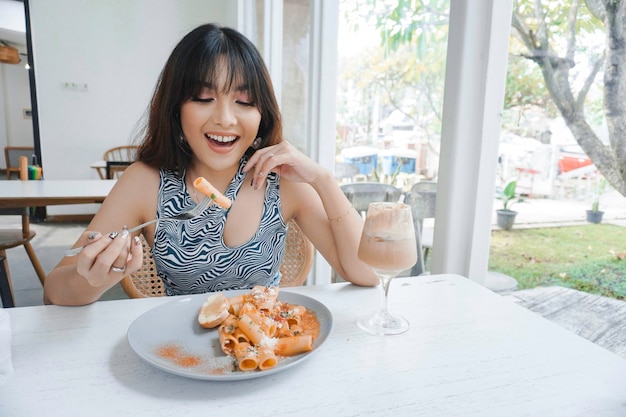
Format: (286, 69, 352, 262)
(496, 180, 523, 230)
(586, 177, 609, 224)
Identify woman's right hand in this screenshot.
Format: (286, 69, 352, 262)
(73, 228, 143, 287)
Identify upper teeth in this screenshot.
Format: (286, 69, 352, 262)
(207, 134, 237, 143)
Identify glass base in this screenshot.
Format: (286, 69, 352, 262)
(356, 310, 409, 336)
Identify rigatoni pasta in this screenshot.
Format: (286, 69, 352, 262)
(274, 335, 313, 356)
(199, 286, 320, 372)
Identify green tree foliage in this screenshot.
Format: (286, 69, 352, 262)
(339, 0, 449, 148)
(511, 0, 625, 194)
(341, 0, 626, 196)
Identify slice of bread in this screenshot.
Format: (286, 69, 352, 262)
(193, 177, 232, 209)
(198, 293, 230, 328)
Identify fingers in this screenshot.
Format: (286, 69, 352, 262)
(73, 230, 103, 253)
(76, 226, 134, 285)
(125, 235, 144, 274)
(76, 231, 118, 269)
(112, 234, 143, 274)
(110, 226, 131, 273)
(245, 146, 283, 190)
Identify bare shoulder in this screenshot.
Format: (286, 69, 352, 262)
(108, 162, 160, 197)
(119, 161, 160, 180)
(95, 162, 161, 229)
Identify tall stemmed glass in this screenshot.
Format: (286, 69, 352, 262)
(357, 202, 417, 335)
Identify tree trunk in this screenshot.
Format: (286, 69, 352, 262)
(513, 0, 626, 195)
(602, 0, 626, 191)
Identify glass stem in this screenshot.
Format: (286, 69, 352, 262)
(379, 273, 394, 314)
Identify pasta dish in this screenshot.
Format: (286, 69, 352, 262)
(200, 286, 321, 372)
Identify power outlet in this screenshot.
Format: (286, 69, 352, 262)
(60, 82, 88, 92)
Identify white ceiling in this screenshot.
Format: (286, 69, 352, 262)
(0, 0, 26, 53)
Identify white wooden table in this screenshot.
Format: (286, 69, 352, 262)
(0, 179, 115, 208)
(3, 274, 626, 417)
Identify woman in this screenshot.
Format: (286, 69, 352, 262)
(44, 23, 378, 306)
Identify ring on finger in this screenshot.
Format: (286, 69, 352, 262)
(111, 265, 127, 273)
(268, 153, 275, 158)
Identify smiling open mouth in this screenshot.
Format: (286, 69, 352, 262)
(206, 134, 238, 146)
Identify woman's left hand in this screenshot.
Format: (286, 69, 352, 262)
(243, 142, 325, 189)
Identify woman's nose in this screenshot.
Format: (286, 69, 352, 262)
(212, 101, 237, 127)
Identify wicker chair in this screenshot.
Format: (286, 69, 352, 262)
(120, 219, 314, 298)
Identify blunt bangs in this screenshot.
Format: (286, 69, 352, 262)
(179, 28, 264, 105)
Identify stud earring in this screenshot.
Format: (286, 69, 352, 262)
(176, 134, 192, 157)
(252, 137, 262, 149)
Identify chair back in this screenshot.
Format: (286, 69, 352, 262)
(1, 161, 35, 238)
(103, 146, 138, 179)
(404, 181, 437, 276)
(340, 182, 402, 215)
(0, 206, 36, 308)
(4, 146, 34, 180)
(103, 145, 138, 162)
(405, 181, 437, 222)
(0, 208, 31, 238)
(334, 162, 360, 183)
(0, 161, 47, 304)
(278, 220, 314, 287)
(120, 219, 314, 298)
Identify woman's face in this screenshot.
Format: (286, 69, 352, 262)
(180, 61, 261, 173)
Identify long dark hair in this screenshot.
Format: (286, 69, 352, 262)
(136, 23, 282, 173)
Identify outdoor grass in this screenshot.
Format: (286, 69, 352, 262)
(488, 224, 626, 300)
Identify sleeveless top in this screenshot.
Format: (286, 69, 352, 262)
(152, 158, 287, 296)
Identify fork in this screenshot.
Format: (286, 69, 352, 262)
(64, 196, 214, 257)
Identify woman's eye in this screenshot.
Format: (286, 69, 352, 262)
(192, 97, 214, 103)
(236, 100, 255, 107)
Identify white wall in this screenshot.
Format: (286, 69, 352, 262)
(0, 60, 33, 168)
(0, 0, 31, 169)
(28, 0, 238, 214)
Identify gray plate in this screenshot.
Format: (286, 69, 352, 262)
(127, 289, 333, 381)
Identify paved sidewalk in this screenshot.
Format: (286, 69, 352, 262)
(497, 189, 626, 228)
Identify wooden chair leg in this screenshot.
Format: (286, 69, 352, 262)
(23, 242, 47, 285)
(0, 253, 15, 308)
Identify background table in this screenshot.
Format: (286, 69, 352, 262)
(2, 274, 626, 416)
(90, 161, 131, 179)
(0, 180, 115, 209)
(90, 160, 107, 179)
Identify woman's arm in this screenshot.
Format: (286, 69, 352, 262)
(43, 163, 158, 305)
(287, 176, 379, 286)
(244, 143, 379, 286)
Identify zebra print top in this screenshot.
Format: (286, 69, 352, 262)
(152, 158, 287, 296)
